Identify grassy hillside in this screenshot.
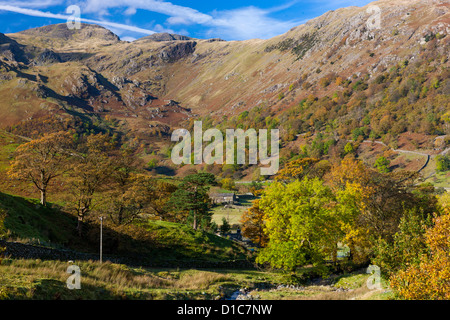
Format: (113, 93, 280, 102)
(0, 190, 251, 267)
(0, 192, 77, 246)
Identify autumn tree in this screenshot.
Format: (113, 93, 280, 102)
(390, 209, 450, 299)
(221, 178, 236, 191)
(8, 131, 74, 206)
(100, 174, 148, 226)
(0, 208, 6, 238)
(145, 180, 178, 219)
(0, 209, 5, 259)
(99, 148, 142, 225)
(248, 181, 263, 196)
(100, 171, 177, 225)
(326, 158, 438, 264)
(240, 199, 268, 248)
(275, 157, 321, 181)
(69, 134, 116, 236)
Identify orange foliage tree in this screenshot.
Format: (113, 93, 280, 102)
(275, 157, 320, 181)
(390, 208, 450, 300)
(240, 199, 268, 248)
(325, 157, 432, 264)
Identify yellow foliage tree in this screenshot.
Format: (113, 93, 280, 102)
(275, 157, 320, 181)
(8, 131, 73, 206)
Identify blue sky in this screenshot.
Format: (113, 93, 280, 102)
(0, 0, 374, 41)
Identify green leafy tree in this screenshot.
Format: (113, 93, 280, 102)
(167, 173, 216, 230)
(372, 210, 431, 276)
(220, 217, 231, 235)
(249, 181, 263, 196)
(344, 142, 355, 155)
(390, 209, 450, 299)
(436, 155, 450, 172)
(374, 156, 391, 173)
(256, 178, 343, 271)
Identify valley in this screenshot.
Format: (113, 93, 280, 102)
(0, 0, 449, 302)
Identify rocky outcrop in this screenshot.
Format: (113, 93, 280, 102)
(0, 33, 27, 63)
(158, 41, 197, 63)
(138, 33, 193, 42)
(33, 50, 62, 66)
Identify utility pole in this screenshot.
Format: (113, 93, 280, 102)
(99, 216, 104, 264)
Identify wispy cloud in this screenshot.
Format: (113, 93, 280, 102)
(0, 4, 156, 35)
(81, 0, 213, 24)
(79, 0, 304, 40)
(0, 0, 64, 9)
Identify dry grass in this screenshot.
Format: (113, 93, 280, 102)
(0, 259, 169, 296)
(0, 259, 236, 299)
(175, 271, 231, 290)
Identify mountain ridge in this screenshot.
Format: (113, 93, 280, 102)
(0, 0, 448, 177)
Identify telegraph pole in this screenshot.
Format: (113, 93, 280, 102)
(99, 216, 104, 264)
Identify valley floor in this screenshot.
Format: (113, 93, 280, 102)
(0, 258, 393, 300)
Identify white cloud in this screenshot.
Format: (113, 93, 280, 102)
(81, 0, 212, 24)
(121, 36, 136, 42)
(206, 6, 304, 40)
(123, 6, 136, 16)
(153, 23, 175, 34)
(0, 4, 156, 34)
(1, 0, 372, 40)
(166, 16, 192, 26)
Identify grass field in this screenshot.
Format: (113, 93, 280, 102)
(211, 194, 257, 227)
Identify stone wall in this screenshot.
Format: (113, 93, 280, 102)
(0, 240, 255, 269)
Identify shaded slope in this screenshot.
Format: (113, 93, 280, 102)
(0, 191, 250, 267)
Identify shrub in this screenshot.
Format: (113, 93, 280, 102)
(220, 178, 236, 191)
(344, 142, 355, 154)
(319, 77, 331, 88)
(374, 156, 390, 173)
(147, 159, 158, 170)
(436, 155, 450, 172)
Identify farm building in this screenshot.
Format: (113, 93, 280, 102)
(210, 193, 237, 205)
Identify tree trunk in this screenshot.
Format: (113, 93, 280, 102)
(193, 211, 197, 230)
(332, 244, 338, 267)
(40, 189, 47, 206)
(258, 225, 262, 248)
(77, 216, 84, 237)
